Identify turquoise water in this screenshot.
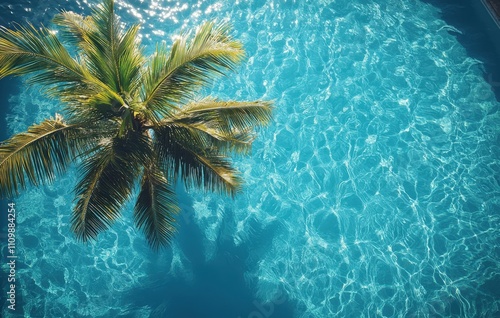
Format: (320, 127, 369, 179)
(1, 0, 500, 317)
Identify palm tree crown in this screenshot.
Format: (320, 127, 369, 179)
(0, 0, 272, 250)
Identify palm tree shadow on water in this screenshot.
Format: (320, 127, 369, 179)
(124, 187, 299, 318)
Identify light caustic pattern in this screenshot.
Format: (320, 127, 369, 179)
(2, 0, 500, 317)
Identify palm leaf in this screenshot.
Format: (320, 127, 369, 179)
(141, 21, 245, 119)
(135, 163, 179, 250)
(63, 92, 123, 123)
(156, 99, 273, 155)
(52, 11, 96, 50)
(0, 22, 125, 106)
(0, 115, 96, 198)
(175, 98, 273, 133)
(0, 23, 83, 86)
(72, 131, 151, 242)
(54, 4, 145, 120)
(159, 119, 254, 155)
(81, 0, 144, 95)
(115, 24, 145, 95)
(154, 123, 242, 195)
(171, 121, 256, 155)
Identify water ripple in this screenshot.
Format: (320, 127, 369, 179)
(1, 0, 500, 317)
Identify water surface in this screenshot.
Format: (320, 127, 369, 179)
(1, 0, 500, 317)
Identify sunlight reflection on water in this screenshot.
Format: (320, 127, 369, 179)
(1, 0, 500, 317)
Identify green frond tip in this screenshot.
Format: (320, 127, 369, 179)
(154, 124, 244, 196)
(52, 11, 95, 49)
(0, 23, 83, 83)
(141, 20, 245, 117)
(0, 115, 93, 198)
(71, 131, 152, 242)
(177, 98, 274, 133)
(135, 165, 179, 250)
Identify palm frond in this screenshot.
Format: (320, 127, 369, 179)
(72, 131, 152, 242)
(0, 23, 83, 86)
(156, 98, 273, 155)
(139, 44, 171, 123)
(159, 120, 253, 155)
(176, 98, 273, 133)
(135, 163, 179, 250)
(62, 92, 122, 123)
(53, 3, 145, 120)
(174, 121, 256, 155)
(141, 21, 245, 118)
(0, 115, 96, 198)
(0, 22, 125, 107)
(52, 11, 95, 50)
(154, 124, 242, 195)
(81, 0, 144, 94)
(116, 24, 145, 95)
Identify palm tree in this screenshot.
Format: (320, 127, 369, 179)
(0, 0, 272, 250)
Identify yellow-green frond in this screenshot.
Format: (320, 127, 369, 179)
(176, 98, 273, 134)
(0, 23, 83, 85)
(81, 0, 144, 94)
(159, 120, 255, 155)
(0, 22, 125, 108)
(154, 124, 243, 196)
(141, 21, 245, 118)
(52, 11, 96, 50)
(116, 24, 145, 93)
(0, 115, 95, 198)
(72, 130, 152, 242)
(135, 163, 179, 250)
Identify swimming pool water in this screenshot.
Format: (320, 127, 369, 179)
(1, 0, 500, 317)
